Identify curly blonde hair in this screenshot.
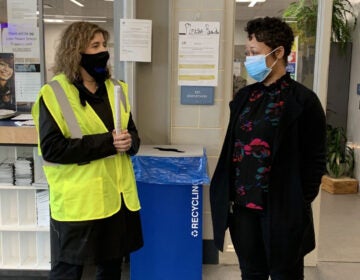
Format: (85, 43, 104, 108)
(53, 22, 110, 83)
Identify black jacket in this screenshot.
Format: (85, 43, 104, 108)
(210, 77, 326, 270)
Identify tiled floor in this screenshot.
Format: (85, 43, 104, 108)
(3, 190, 359, 279)
(115, 190, 360, 280)
(200, 190, 360, 280)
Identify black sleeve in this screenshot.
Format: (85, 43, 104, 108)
(300, 93, 327, 204)
(126, 112, 141, 156)
(39, 97, 117, 164)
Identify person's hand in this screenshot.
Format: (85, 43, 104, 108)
(112, 129, 132, 153)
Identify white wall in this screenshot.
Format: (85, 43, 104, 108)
(170, 0, 235, 242)
(347, 2, 360, 182)
(135, 0, 170, 145)
(234, 20, 247, 45)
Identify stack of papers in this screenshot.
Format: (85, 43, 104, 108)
(14, 157, 33, 186)
(36, 190, 50, 227)
(11, 114, 33, 120)
(0, 109, 16, 119)
(0, 162, 14, 185)
(14, 120, 35, 126)
(32, 177, 48, 188)
(12, 114, 35, 126)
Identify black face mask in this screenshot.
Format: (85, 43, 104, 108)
(80, 51, 110, 83)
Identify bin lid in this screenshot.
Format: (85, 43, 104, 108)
(131, 145, 210, 185)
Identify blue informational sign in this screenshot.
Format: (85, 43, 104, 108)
(180, 86, 214, 105)
(286, 62, 296, 74)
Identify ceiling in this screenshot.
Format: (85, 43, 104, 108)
(1, 0, 356, 23)
(42, 0, 114, 22)
(236, 0, 360, 21)
(235, 0, 296, 21)
(43, 0, 296, 21)
(43, 0, 306, 21)
(42, 0, 302, 22)
(41, 0, 301, 23)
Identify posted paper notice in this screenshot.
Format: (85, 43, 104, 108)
(178, 21, 220, 86)
(120, 19, 152, 62)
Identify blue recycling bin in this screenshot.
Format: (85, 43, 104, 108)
(130, 145, 210, 280)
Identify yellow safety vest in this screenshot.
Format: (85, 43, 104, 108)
(32, 74, 140, 221)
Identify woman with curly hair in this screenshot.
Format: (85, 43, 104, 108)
(210, 17, 326, 279)
(32, 22, 143, 279)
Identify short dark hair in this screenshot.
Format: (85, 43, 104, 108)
(245, 17, 294, 62)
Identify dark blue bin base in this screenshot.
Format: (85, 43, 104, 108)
(130, 182, 203, 280)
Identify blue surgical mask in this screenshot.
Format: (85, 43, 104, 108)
(244, 47, 279, 82)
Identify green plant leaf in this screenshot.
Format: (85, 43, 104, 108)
(282, 0, 357, 53)
(324, 125, 354, 178)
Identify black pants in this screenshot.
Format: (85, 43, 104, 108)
(48, 258, 122, 280)
(228, 206, 304, 280)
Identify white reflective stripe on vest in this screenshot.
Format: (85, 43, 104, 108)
(42, 79, 128, 167)
(48, 80, 83, 138)
(48, 79, 128, 139)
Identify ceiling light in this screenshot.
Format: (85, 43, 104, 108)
(235, 0, 266, 7)
(43, 15, 107, 24)
(69, 0, 84, 7)
(44, 18, 107, 24)
(44, 19, 64, 23)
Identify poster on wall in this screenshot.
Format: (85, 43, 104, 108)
(119, 19, 152, 62)
(0, 53, 16, 112)
(286, 36, 298, 81)
(178, 21, 220, 86)
(14, 63, 41, 102)
(0, 0, 41, 112)
(3, 0, 40, 58)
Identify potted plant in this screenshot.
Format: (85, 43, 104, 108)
(321, 125, 358, 194)
(283, 0, 357, 52)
